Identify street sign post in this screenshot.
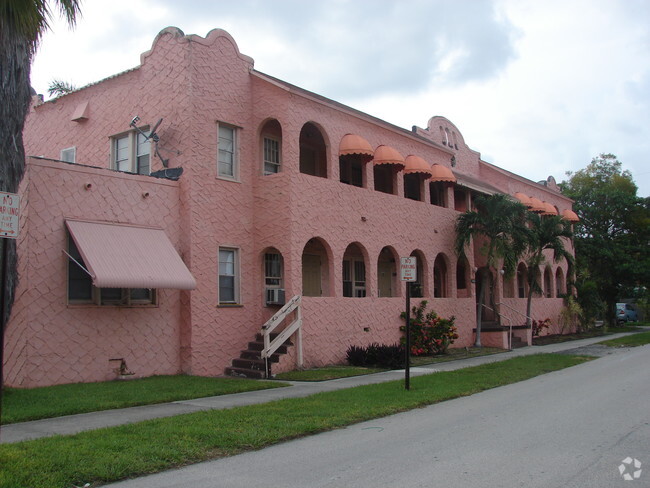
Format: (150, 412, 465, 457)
(0, 191, 19, 439)
(400, 257, 417, 390)
(0, 192, 20, 239)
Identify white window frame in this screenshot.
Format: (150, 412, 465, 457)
(111, 130, 151, 175)
(263, 136, 281, 175)
(217, 123, 239, 181)
(60, 146, 76, 163)
(218, 247, 240, 304)
(264, 252, 283, 288)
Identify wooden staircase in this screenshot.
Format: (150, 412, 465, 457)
(225, 333, 292, 379)
(225, 295, 303, 379)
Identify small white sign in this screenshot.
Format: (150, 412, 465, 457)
(0, 191, 20, 239)
(400, 257, 417, 282)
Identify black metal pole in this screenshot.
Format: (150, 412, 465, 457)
(405, 281, 411, 391)
(0, 238, 7, 439)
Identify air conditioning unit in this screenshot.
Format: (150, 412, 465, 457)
(265, 288, 285, 306)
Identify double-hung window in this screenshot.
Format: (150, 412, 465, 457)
(219, 248, 239, 304)
(218, 124, 238, 180)
(111, 131, 150, 175)
(343, 259, 366, 297)
(263, 137, 280, 175)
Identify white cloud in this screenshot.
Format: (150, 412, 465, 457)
(30, 0, 650, 196)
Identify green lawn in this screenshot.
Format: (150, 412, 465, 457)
(2, 375, 287, 425)
(598, 331, 650, 348)
(0, 354, 591, 488)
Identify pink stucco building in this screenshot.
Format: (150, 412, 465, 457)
(6, 27, 579, 387)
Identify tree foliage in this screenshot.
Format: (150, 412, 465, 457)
(524, 213, 574, 326)
(455, 193, 530, 346)
(560, 153, 649, 325)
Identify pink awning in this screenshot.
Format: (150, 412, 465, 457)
(514, 192, 533, 208)
(66, 219, 196, 289)
(430, 164, 456, 183)
(373, 145, 405, 169)
(404, 155, 433, 178)
(561, 209, 580, 222)
(339, 134, 374, 160)
(541, 202, 558, 216)
(528, 197, 546, 213)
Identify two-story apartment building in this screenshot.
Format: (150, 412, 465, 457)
(5, 27, 578, 387)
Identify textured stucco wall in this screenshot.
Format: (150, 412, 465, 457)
(5, 159, 184, 386)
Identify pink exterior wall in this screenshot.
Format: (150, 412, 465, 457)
(7, 27, 578, 386)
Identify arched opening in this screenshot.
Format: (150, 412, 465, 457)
(299, 122, 327, 177)
(433, 254, 448, 298)
(404, 173, 423, 201)
(343, 243, 367, 297)
(456, 256, 470, 298)
(475, 267, 496, 322)
(502, 270, 515, 298)
(260, 119, 282, 175)
(454, 188, 468, 212)
(555, 268, 565, 297)
(302, 238, 331, 297)
(517, 263, 528, 298)
(543, 267, 553, 298)
(377, 246, 398, 298)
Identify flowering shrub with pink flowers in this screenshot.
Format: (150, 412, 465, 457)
(400, 300, 458, 356)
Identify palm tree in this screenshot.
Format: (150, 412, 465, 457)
(524, 213, 574, 327)
(455, 193, 530, 346)
(0, 0, 81, 419)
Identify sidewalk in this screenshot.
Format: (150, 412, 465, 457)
(0, 332, 637, 444)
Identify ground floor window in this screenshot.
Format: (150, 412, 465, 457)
(67, 236, 156, 306)
(219, 247, 240, 304)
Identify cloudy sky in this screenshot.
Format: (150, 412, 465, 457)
(31, 0, 650, 196)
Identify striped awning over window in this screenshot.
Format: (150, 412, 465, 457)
(66, 219, 196, 290)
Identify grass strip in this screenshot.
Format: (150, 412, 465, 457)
(598, 331, 650, 348)
(2, 375, 288, 425)
(275, 366, 387, 381)
(0, 354, 590, 488)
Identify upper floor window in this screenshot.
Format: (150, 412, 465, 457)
(218, 123, 238, 180)
(263, 137, 280, 175)
(111, 131, 150, 175)
(299, 123, 327, 178)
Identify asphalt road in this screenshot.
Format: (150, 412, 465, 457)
(107, 345, 650, 488)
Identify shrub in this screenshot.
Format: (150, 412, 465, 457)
(400, 300, 458, 356)
(532, 318, 552, 337)
(346, 343, 405, 369)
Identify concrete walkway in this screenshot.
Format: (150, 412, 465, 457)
(0, 331, 639, 444)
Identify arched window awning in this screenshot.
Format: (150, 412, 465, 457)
(430, 164, 456, 183)
(404, 155, 433, 178)
(561, 209, 580, 222)
(372, 145, 405, 170)
(339, 133, 374, 161)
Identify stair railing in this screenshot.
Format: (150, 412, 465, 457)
(261, 295, 303, 378)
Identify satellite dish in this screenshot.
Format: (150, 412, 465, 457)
(127, 116, 169, 167)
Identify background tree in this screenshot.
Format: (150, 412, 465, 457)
(0, 0, 81, 425)
(524, 213, 574, 326)
(560, 154, 649, 326)
(47, 78, 76, 97)
(455, 193, 530, 346)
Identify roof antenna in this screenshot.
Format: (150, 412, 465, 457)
(129, 116, 169, 167)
